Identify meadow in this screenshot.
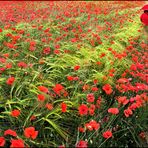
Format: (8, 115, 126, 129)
(0, 1, 147, 147)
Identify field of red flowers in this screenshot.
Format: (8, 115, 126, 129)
(0, 1, 148, 147)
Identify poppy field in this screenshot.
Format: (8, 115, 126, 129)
(0, 1, 148, 147)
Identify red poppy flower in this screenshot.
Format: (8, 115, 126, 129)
(117, 78, 129, 83)
(54, 49, 60, 54)
(17, 62, 27, 68)
(45, 103, 53, 110)
(91, 86, 98, 92)
(67, 76, 74, 81)
(6, 63, 12, 69)
(0, 137, 5, 147)
(53, 84, 64, 95)
(10, 139, 25, 148)
(78, 104, 88, 116)
(6, 77, 15, 85)
(74, 65, 80, 71)
(87, 93, 95, 103)
(139, 132, 146, 139)
(102, 84, 113, 95)
(124, 108, 133, 117)
(24, 127, 38, 139)
(43, 47, 50, 55)
(108, 108, 119, 115)
(76, 140, 88, 148)
(11, 109, 20, 117)
(61, 102, 67, 113)
(86, 120, 100, 131)
(118, 96, 129, 105)
(37, 94, 45, 101)
(30, 115, 36, 121)
(59, 145, 65, 148)
(78, 127, 85, 133)
(141, 4, 148, 11)
(103, 130, 112, 139)
(38, 86, 48, 93)
(141, 12, 148, 25)
(4, 129, 17, 137)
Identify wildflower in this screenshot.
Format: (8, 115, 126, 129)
(76, 140, 88, 148)
(87, 93, 95, 103)
(54, 49, 60, 54)
(30, 115, 36, 121)
(89, 104, 96, 116)
(38, 86, 48, 93)
(45, 103, 53, 110)
(117, 78, 129, 83)
(59, 145, 65, 148)
(139, 131, 146, 139)
(117, 96, 129, 105)
(102, 84, 113, 95)
(74, 65, 80, 71)
(43, 47, 50, 55)
(17, 62, 27, 68)
(103, 130, 112, 139)
(67, 76, 74, 81)
(108, 108, 119, 115)
(6, 77, 15, 85)
(140, 11, 148, 26)
(85, 120, 100, 131)
(37, 94, 45, 101)
(0, 137, 5, 147)
(53, 84, 64, 95)
(4, 129, 17, 137)
(91, 87, 98, 92)
(124, 108, 133, 117)
(24, 127, 38, 139)
(78, 127, 85, 133)
(11, 109, 20, 117)
(10, 139, 25, 148)
(61, 102, 67, 113)
(78, 104, 88, 116)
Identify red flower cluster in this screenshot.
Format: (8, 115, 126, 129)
(108, 108, 119, 115)
(11, 109, 21, 117)
(103, 130, 113, 139)
(87, 93, 95, 103)
(37, 94, 45, 101)
(102, 84, 113, 95)
(85, 120, 100, 131)
(61, 102, 67, 113)
(24, 127, 38, 139)
(38, 86, 49, 93)
(76, 140, 88, 148)
(78, 104, 88, 116)
(10, 139, 25, 148)
(6, 77, 15, 85)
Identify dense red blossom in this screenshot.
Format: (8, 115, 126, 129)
(61, 102, 67, 113)
(76, 140, 88, 148)
(38, 86, 49, 93)
(108, 108, 119, 115)
(102, 84, 113, 95)
(24, 127, 38, 139)
(103, 130, 113, 139)
(4, 129, 17, 137)
(0, 137, 5, 147)
(37, 94, 45, 101)
(6, 77, 15, 85)
(10, 139, 25, 148)
(78, 104, 88, 116)
(11, 109, 20, 117)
